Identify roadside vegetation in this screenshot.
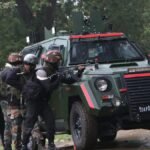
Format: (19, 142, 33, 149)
(0, 0, 149, 67)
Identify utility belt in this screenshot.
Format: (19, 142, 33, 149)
(7, 96, 20, 107)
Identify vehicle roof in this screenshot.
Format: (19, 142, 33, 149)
(22, 32, 125, 53)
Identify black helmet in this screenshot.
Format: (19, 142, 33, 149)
(23, 54, 37, 65)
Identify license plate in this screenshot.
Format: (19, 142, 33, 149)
(128, 67, 150, 73)
(138, 105, 150, 113)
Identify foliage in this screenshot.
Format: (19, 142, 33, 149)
(0, 0, 150, 67)
(0, 4, 27, 67)
(58, 0, 150, 50)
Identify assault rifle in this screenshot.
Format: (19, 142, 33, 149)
(47, 69, 80, 83)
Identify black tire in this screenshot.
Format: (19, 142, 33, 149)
(70, 102, 98, 150)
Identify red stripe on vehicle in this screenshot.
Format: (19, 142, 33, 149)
(119, 88, 128, 92)
(124, 73, 150, 79)
(70, 32, 124, 39)
(74, 145, 76, 150)
(80, 84, 94, 109)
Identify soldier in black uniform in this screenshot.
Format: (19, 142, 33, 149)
(37, 50, 85, 149)
(20, 53, 58, 150)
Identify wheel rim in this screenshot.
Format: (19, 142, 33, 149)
(73, 112, 82, 139)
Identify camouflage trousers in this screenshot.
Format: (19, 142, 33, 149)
(1, 102, 23, 150)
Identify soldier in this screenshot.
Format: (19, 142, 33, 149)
(21, 53, 58, 150)
(41, 50, 85, 81)
(0, 69, 7, 148)
(0, 104, 4, 147)
(36, 50, 85, 148)
(1, 53, 23, 150)
(0, 68, 7, 147)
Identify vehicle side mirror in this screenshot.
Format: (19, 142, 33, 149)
(60, 45, 65, 51)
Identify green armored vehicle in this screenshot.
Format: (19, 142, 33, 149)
(21, 9, 150, 150)
(21, 31, 150, 150)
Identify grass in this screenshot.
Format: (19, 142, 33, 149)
(0, 134, 73, 150)
(55, 134, 72, 142)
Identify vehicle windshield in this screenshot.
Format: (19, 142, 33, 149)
(70, 38, 145, 65)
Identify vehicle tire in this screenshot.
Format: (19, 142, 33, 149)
(70, 102, 98, 150)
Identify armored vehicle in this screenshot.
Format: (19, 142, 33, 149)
(20, 9, 150, 150)
(21, 31, 150, 150)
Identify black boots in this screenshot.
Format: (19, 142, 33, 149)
(4, 144, 12, 150)
(21, 145, 28, 150)
(48, 142, 56, 150)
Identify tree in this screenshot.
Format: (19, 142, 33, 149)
(72, 0, 149, 49)
(15, 0, 57, 43)
(0, 2, 27, 66)
(0, 0, 150, 68)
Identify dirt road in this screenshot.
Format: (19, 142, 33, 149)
(1, 129, 149, 150)
(57, 129, 150, 150)
(96, 129, 150, 150)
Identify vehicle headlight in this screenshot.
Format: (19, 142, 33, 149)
(95, 78, 110, 92)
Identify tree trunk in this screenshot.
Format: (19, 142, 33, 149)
(15, 0, 56, 42)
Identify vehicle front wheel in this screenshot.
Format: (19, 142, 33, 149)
(70, 102, 98, 150)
